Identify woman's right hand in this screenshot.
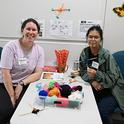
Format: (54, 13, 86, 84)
(87, 67, 96, 78)
(15, 83, 23, 100)
(10, 96, 16, 107)
(91, 81, 104, 91)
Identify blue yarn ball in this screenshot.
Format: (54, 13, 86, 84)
(39, 90, 48, 97)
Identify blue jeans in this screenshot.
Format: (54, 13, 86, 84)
(98, 96, 119, 124)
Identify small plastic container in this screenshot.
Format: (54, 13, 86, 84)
(73, 59, 79, 71)
(38, 96, 83, 109)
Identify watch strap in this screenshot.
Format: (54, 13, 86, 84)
(19, 80, 25, 87)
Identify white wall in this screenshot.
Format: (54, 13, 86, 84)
(0, 0, 105, 40)
(0, 0, 124, 66)
(103, 0, 124, 53)
(0, 0, 105, 66)
(0, 38, 87, 66)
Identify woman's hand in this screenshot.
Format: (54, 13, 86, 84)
(15, 84, 23, 100)
(10, 96, 16, 107)
(91, 81, 104, 91)
(87, 67, 96, 78)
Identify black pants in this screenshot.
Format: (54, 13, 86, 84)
(0, 83, 28, 124)
(92, 86, 112, 103)
(92, 86, 119, 124)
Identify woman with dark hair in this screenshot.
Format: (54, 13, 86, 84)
(79, 25, 124, 124)
(0, 18, 44, 123)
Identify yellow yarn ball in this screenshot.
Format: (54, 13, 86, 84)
(48, 87, 60, 97)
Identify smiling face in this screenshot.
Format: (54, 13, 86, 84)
(21, 22, 38, 44)
(87, 30, 101, 48)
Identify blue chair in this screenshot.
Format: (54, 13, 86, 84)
(111, 50, 124, 124)
(0, 47, 3, 60)
(113, 50, 124, 78)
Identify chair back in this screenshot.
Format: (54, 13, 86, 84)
(113, 50, 124, 78)
(0, 47, 3, 60)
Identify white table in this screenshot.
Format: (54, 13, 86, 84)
(10, 76, 102, 124)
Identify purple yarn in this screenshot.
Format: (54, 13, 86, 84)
(59, 85, 72, 98)
(71, 85, 82, 91)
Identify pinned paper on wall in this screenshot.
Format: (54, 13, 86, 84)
(36, 19, 45, 37)
(78, 20, 102, 40)
(49, 19, 73, 37)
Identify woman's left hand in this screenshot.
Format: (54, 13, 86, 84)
(15, 84, 23, 100)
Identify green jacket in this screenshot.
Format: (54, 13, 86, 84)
(79, 47, 124, 110)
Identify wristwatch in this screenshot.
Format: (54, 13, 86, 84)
(19, 80, 25, 87)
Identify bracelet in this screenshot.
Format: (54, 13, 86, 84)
(19, 80, 25, 87)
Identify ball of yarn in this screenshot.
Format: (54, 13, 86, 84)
(48, 87, 60, 97)
(59, 85, 72, 98)
(72, 85, 82, 91)
(39, 90, 48, 97)
(48, 80, 56, 89)
(36, 83, 42, 91)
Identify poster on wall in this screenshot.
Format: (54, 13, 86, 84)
(49, 19, 73, 37)
(78, 20, 102, 40)
(36, 19, 45, 37)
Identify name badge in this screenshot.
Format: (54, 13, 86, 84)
(92, 61, 99, 70)
(18, 58, 28, 65)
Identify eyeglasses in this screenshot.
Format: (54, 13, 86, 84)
(88, 35, 100, 40)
